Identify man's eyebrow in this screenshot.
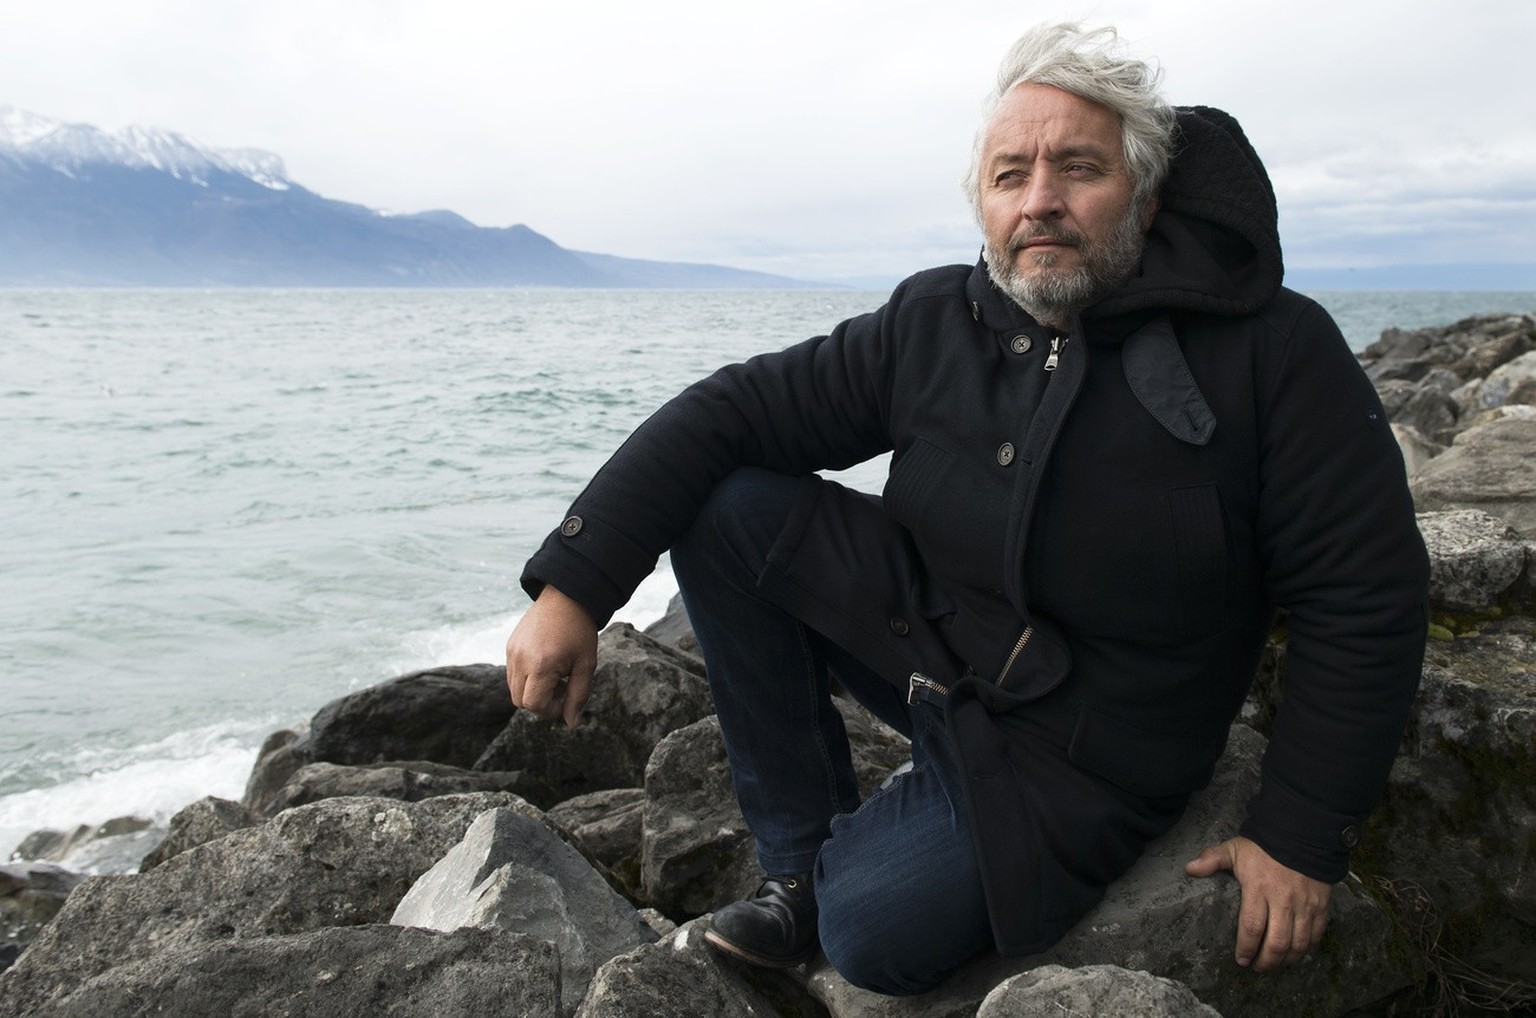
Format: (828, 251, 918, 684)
(988, 144, 1117, 165)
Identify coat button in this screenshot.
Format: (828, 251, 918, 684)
(1340, 825, 1361, 849)
(1010, 335, 1032, 354)
(560, 515, 584, 537)
(889, 617, 910, 637)
(996, 442, 1015, 466)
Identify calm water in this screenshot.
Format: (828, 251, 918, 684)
(2, 285, 1531, 859)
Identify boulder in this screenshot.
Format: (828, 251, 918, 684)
(547, 787, 647, 893)
(1471, 348, 1536, 412)
(1410, 416, 1536, 536)
(808, 726, 1414, 1018)
(1376, 378, 1460, 444)
(977, 964, 1222, 1017)
(391, 807, 654, 1016)
(242, 725, 314, 813)
(475, 624, 713, 808)
(0, 862, 85, 973)
(261, 760, 534, 815)
(1391, 423, 1445, 477)
(0, 792, 533, 1016)
(575, 917, 823, 1018)
(139, 796, 259, 871)
(21, 924, 562, 1018)
(1417, 508, 1532, 611)
(1361, 313, 1535, 386)
(643, 593, 701, 654)
(9, 817, 162, 876)
(307, 664, 512, 769)
(1359, 614, 1536, 982)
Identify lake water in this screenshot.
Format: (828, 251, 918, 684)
(3, 285, 1532, 860)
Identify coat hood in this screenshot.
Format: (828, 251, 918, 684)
(1093, 105, 1284, 320)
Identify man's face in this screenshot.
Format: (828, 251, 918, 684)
(977, 83, 1152, 323)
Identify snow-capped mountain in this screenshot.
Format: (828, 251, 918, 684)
(0, 106, 289, 191)
(0, 106, 808, 288)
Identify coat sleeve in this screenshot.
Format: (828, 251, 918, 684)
(1239, 296, 1429, 881)
(518, 294, 903, 626)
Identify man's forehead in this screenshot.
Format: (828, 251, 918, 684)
(983, 83, 1124, 160)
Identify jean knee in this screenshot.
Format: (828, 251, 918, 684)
(673, 468, 799, 578)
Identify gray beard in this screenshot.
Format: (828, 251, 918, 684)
(983, 205, 1148, 328)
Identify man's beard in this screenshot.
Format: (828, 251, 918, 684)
(983, 204, 1148, 327)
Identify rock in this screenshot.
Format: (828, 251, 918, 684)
(261, 760, 534, 816)
(808, 726, 1414, 1018)
(392, 806, 654, 1016)
(475, 624, 713, 808)
(0, 792, 534, 1016)
(1417, 508, 1531, 611)
(640, 715, 758, 919)
(547, 787, 647, 894)
(0, 862, 85, 972)
(1361, 313, 1535, 385)
(9, 826, 92, 863)
(242, 725, 314, 813)
(307, 664, 512, 770)
(643, 593, 701, 654)
(1391, 423, 1445, 476)
(1360, 615, 1536, 982)
(977, 964, 1222, 1017)
(139, 796, 259, 871)
(9, 816, 163, 877)
(22, 924, 562, 1018)
(1472, 348, 1536, 412)
(1376, 378, 1460, 444)
(575, 917, 822, 1018)
(1410, 416, 1536, 536)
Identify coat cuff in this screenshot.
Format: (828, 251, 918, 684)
(520, 512, 656, 627)
(1239, 773, 1362, 884)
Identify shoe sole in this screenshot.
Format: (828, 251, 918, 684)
(703, 926, 816, 969)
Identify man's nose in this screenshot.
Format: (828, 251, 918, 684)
(1019, 172, 1064, 221)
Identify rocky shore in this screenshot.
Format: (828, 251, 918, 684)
(4, 312, 1535, 1017)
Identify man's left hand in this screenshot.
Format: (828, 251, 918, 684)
(1185, 835, 1331, 971)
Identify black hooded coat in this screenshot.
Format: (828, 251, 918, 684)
(522, 107, 1429, 954)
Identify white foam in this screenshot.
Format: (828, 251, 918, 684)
(0, 722, 264, 860)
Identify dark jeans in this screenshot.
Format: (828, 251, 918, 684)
(671, 468, 993, 995)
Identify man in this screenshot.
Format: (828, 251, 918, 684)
(506, 23, 1428, 996)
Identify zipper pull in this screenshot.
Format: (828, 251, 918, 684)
(1044, 336, 1067, 372)
(907, 673, 950, 705)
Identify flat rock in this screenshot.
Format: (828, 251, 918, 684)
(262, 760, 533, 815)
(1410, 416, 1536, 537)
(140, 796, 258, 871)
(307, 664, 512, 769)
(1417, 508, 1531, 611)
(977, 964, 1222, 1017)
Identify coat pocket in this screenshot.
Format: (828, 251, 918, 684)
(1067, 705, 1225, 799)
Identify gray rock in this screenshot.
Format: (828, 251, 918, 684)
(575, 917, 822, 1018)
(640, 715, 758, 918)
(643, 593, 701, 655)
(475, 623, 712, 808)
(1361, 615, 1536, 981)
(547, 787, 647, 894)
(242, 725, 314, 813)
(10, 817, 162, 875)
(1376, 378, 1460, 444)
(392, 806, 654, 1016)
(0, 862, 85, 972)
(1410, 416, 1536, 536)
(1361, 313, 1535, 387)
(977, 964, 1222, 1017)
(27, 924, 562, 1018)
(139, 796, 259, 871)
(9, 826, 92, 863)
(809, 726, 1413, 1018)
(1473, 348, 1536, 412)
(0, 792, 533, 1016)
(1417, 508, 1531, 611)
(307, 663, 512, 769)
(1391, 423, 1445, 476)
(261, 759, 533, 816)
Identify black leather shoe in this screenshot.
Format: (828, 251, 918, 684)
(704, 874, 818, 967)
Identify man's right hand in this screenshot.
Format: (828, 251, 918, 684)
(505, 585, 598, 728)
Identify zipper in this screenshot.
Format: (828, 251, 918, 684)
(907, 673, 950, 705)
(1043, 336, 1067, 372)
(996, 625, 1035, 684)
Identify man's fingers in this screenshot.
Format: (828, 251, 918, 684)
(1249, 902, 1296, 971)
(1184, 841, 1236, 878)
(1234, 893, 1269, 968)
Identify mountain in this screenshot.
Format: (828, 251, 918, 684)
(0, 107, 821, 288)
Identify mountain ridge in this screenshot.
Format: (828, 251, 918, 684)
(0, 106, 826, 288)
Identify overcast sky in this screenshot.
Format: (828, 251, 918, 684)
(4, 0, 1531, 282)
